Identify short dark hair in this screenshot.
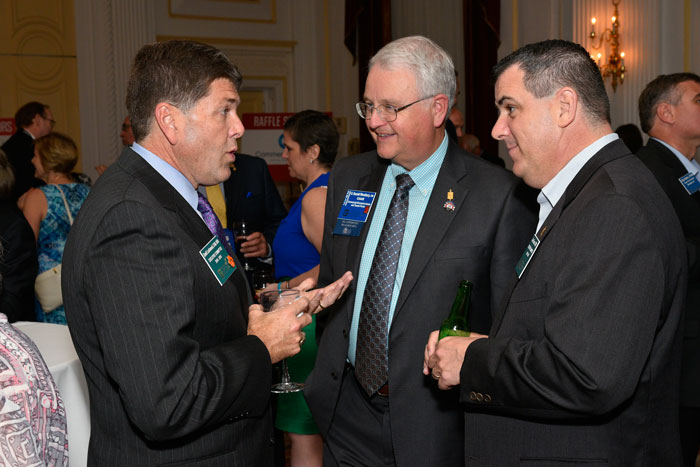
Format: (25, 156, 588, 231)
(638, 73, 700, 134)
(0, 149, 15, 200)
(493, 39, 610, 124)
(284, 110, 339, 168)
(126, 40, 243, 142)
(14, 102, 49, 128)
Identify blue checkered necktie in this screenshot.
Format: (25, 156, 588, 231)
(196, 192, 235, 257)
(355, 173, 415, 396)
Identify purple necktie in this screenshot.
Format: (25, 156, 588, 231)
(196, 192, 235, 257)
(355, 173, 415, 396)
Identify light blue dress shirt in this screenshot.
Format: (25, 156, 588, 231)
(651, 137, 700, 175)
(348, 134, 449, 365)
(536, 133, 619, 233)
(131, 142, 201, 219)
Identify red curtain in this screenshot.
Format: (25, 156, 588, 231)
(462, 0, 501, 157)
(345, 0, 392, 153)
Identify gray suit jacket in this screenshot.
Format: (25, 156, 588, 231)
(305, 141, 537, 466)
(63, 148, 275, 466)
(638, 139, 700, 407)
(461, 140, 687, 466)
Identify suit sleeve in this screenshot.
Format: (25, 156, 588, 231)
(83, 200, 271, 440)
(0, 215, 38, 322)
(461, 195, 677, 419)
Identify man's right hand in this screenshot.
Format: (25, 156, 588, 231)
(247, 298, 312, 363)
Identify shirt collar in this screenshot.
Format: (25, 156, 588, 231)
(389, 133, 449, 198)
(651, 137, 700, 175)
(539, 133, 619, 213)
(130, 142, 199, 212)
(23, 128, 36, 140)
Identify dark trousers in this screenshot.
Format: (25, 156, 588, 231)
(680, 406, 700, 467)
(323, 367, 396, 467)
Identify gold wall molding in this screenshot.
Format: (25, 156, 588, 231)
(156, 35, 295, 49)
(168, 0, 276, 24)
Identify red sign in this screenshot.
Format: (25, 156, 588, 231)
(0, 118, 16, 136)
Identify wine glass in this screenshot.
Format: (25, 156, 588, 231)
(233, 220, 256, 272)
(259, 289, 305, 393)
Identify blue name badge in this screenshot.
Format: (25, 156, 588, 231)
(332, 190, 377, 236)
(679, 172, 700, 195)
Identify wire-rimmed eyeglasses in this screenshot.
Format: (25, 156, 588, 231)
(355, 96, 433, 122)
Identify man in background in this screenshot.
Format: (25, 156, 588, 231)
(637, 72, 700, 467)
(96, 116, 135, 175)
(425, 39, 686, 466)
(306, 35, 535, 466)
(1, 101, 54, 200)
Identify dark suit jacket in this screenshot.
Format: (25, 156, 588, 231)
(305, 141, 537, 466)
(1, 131, 43, 201)
(638, 138, 700, 407)
(63, 148, 275, 466)
(0, 201, 38, 322)
(461, 140, 686, 466)
(223, 153, 287, 244)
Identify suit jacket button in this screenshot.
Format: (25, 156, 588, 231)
(331, 371, 338, 380)
(484, 394, 492, 403)
(476, 392, 484, 402)
(469, 391, 477, 401)
(342, 329, 348, 338)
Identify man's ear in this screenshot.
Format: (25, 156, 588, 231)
(556, 87, 577, 128)
(655, 102, 675, 125)
(154, 103, 179, 145)
(432, 94, 450, 128)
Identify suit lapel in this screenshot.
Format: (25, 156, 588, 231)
(490, 139, 631, 334)
(393, 145, 469, 318)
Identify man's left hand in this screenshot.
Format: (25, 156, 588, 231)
(238, 231, 268, 258)
(423, 331, 487, 390)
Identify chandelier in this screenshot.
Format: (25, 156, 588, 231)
(589, 0, 626, 92)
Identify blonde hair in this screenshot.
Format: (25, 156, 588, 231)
(34, 132, 78, 174)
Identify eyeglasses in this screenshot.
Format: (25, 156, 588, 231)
(42, 114, 56, 128)
(355, 96, 433, 122)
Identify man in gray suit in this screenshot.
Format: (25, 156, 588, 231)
(636, 72, 700, 467)
(304, 36, 536, 466)
(63, 40, 350, 466)
(425, 39, 687, 466)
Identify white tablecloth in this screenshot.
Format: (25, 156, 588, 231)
(15, 321, 90, 467)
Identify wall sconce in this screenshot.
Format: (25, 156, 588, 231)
(589, 0, 626, 92)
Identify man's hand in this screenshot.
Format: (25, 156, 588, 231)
(296, 271, 353, 314)
(247, 298, 312, 363)
(423, 331, 487, 390)
(237, 231, 268, 258)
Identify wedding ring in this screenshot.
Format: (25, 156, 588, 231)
(432, 372, 441, 380)
(318, 303, 327, 311)
(299, 332, 306, 346)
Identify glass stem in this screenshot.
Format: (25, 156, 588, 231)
(280, 359, 292, 384)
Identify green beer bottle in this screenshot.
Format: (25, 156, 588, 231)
(438, 280, 472, 339)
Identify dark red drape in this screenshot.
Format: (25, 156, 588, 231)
(345, 0, 392, 154)
(462, 0, 500, 157)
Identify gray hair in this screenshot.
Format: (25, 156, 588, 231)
(493, 39, 610, 125)
(369, 36, 456, 110)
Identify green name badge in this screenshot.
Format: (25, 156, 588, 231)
(515, 234, 540, 279)
(199, 236, 236, 286)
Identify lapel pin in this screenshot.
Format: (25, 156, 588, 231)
(443, 189, 455, 212)
(229, 162, 237, 171)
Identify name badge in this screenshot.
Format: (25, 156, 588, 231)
(199, 236, 236, 286)
(333, 190, 377, 236)
(679, 172, 700, 195)
(515, 234, 540, 279)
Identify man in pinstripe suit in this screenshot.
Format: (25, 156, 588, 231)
(63, 40, 350, 466)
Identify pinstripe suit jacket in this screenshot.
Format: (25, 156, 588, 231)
(63, 148, 275, 466)
(461, 140, 686, 466)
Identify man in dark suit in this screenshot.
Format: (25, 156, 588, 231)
(1, 101, 54, 201)
(63, 40, 350, 467)
(636, 72, 700, 467)
(222, 152, 287, 254)
(305, 36, 536, 466)
(425, 39, 687, 466)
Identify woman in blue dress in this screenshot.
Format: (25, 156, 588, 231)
(18, 133, 89, 324)
(270, 110, 338, 467)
